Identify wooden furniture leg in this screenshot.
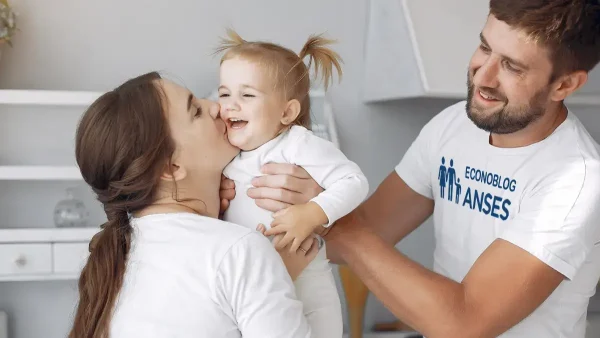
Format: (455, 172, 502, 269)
(340, 265, 370, 338)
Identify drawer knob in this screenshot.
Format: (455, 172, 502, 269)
(14, 255, 27, 267)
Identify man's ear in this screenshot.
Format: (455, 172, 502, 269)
(160, 161, 187, 182)
(280, 99, 301, 126)
(551, 70, 588, 102)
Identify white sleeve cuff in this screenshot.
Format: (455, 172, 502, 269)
(309, 196, 336, 228)
(499, 230, 576, 280)
(395, 162, 433, 199)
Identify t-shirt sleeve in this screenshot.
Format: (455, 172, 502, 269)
(499, 159, 600, 280)
(394, 113, 444, 200)
(215, 232, 311, 338)
(289, 128, 369, 226)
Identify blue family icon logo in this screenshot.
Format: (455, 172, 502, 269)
(438, 157, 462, 203)
(438, 156, 516, 221)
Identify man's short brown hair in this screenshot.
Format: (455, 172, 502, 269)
(489, 0, 600, 78)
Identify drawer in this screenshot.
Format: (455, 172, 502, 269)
(52, 243, 90, 274)
(0, 244, 52, 275)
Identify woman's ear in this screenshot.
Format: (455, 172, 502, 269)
(160, 161, 187, 182)
(280, 99, 301, 126)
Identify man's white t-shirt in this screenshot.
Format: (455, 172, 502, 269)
(109, 213, 311, 338)
(396, 101, 600, 338)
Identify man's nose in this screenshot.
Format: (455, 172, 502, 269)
(473, 57, 500, 89)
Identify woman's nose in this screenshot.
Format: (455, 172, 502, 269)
(209, 101, 221, 119)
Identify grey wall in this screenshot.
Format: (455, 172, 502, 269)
(0, 1, 598, 338)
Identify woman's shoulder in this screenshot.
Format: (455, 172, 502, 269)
(130, 213, 277, 277)
(131, 212, 257, 249)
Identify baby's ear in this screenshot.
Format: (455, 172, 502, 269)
(281, 99, 301, 126)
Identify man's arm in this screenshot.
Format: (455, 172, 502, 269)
(235, 166, 434, 263)
(326, 224, 564, 338)
(344, 171, 434, 246)
(318, 171, 433, 264)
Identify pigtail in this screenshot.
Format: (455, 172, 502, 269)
(214, 28, 247, 55)
(297, 34, 343, 90)
(212, 30, 344, 128)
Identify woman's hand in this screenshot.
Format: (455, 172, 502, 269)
(219, 174, 236, 218)
(247, 163, 324, 212)
(272, 234, 319, 281)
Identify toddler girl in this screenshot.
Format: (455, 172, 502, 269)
(217, 29, 368, 338)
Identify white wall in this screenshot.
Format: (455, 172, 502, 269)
(0, 1, 599, 338)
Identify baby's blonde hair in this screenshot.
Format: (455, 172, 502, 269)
(214, 29, 343, 129)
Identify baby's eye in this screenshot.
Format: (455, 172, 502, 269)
(243, 94, 255, 98)
(219, 93, 229, 98)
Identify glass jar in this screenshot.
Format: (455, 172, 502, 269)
(53, 187, 89, 228)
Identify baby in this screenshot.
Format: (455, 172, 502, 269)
(216, 29, 368, 338)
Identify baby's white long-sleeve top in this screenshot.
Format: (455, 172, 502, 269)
(223, 125, 369, 230)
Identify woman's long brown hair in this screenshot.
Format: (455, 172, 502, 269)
(69, 71, 175, 338)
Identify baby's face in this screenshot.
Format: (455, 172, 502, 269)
(218, 57, 287, 151)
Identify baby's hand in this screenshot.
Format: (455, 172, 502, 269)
(265, 202, 328, 252)
(273, 235, 319, 281)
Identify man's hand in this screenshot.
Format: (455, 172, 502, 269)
(247, 163, 323, 212)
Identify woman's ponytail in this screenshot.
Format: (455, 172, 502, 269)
(69, 208, 132, 338)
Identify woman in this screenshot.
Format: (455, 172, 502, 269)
(68, 72, 318, 338)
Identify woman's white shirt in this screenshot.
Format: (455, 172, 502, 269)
(110, 212, 311, 338)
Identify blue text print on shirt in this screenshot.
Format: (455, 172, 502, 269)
(438, 157, 515, 221)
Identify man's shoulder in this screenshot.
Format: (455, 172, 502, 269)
(563, 112, 600, 162)
(435, 100, 469, 120)
(536, 112, 600, 175)
(523, 114, 600, 205)
(560, 114, 600, 194)
(421, 100, 470, 134)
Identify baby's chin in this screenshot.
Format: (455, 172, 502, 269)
(226, 132, 256, 151)
(226, 127, 280, 152)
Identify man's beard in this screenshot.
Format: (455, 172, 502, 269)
(466, 72, 548, 134)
